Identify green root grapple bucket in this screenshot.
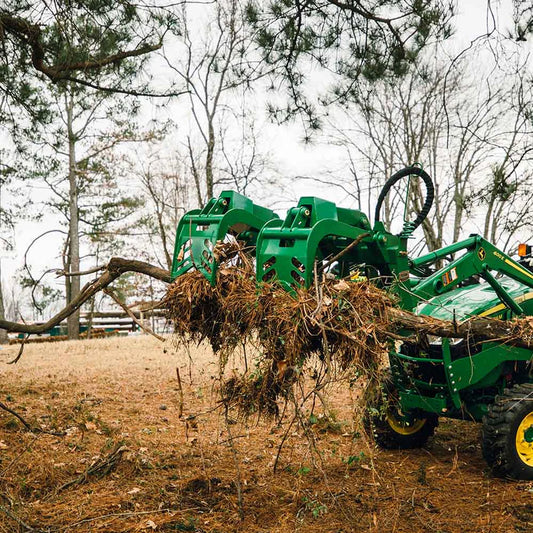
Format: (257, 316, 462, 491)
(171, 190, 278, 285)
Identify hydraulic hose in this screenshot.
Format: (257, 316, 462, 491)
(374, 166, 434, 232)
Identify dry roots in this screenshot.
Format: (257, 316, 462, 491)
(163, 244, 393, 416)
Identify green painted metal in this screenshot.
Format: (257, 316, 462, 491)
(256, 197, 372, 289)
(411, 235, 533, 305)
(171, 190, 278, 285)
(254, 196, 419, 309)
(390, 233, 533, 421)
(399, 390, 447, 413)
(171, 171, 533, 426)
(414, 276, 532, 321)
(253, 192, 533, 424)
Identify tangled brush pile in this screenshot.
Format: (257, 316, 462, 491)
(164, 244, 394, 415)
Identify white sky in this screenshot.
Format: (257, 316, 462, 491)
(0, 0, 528, 317)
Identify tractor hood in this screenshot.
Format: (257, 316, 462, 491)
(415, 277, 533, 321)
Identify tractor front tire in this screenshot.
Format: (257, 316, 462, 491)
(482, 383, 533, 480)
(369, 407, 438, 450)
(365, 371, 438, 449)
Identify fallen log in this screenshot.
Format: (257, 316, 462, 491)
(388, 307, 533, 350)
(1, 255, 532, 354)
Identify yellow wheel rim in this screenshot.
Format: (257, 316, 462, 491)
(386, 412, 427, 436)
(516, 412, 533, 467)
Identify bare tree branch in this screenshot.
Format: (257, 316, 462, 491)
(103, 287, 166, 342)
(0, 258, 170, 334)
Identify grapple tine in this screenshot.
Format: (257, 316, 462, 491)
(256, 197, 372, 290)
(171, 190, 278, 285)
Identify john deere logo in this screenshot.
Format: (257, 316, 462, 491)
(478, 248, 486, 260)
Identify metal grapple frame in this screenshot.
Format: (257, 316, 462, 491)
(171, 167, 533, 479)
(171, 190, 278, 285)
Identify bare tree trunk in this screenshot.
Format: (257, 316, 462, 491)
(187, 137, 204, 207)
(205, 120, 215, 198)
(144, 176, 173, 270)
(66, 91, 80, 340)
(483, 190, 496, 241)
(0, 263, 8, 344)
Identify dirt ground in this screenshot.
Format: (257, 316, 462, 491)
(0, 335, 532, 532)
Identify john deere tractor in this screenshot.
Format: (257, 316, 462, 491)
(172, 167, 533, 479)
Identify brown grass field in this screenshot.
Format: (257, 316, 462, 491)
(0, 335, 532, 532)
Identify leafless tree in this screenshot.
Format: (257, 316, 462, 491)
(135, 152, 193, 270)
(326, 56, 533, 254)
(166, 0, 270, 205)
(477, 71, 533, 250)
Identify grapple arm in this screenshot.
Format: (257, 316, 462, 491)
(171, 191, 278, 285)
(254, 196, 405, 290)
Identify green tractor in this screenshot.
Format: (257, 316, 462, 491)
(171, 167, 533, 479)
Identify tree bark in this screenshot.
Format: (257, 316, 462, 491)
(205, 119, 215, 198)
(1, 257, 533, 356)
(66, 90, 81, 340)
(388, 308, 533, 349)
(0, 264, 8, 344)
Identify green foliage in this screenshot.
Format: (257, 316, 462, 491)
(246, 0, 455, 127)
(301, 496, 327, 518)
(342, 451, 365, 466)
(297, 465, 311, 476)
(0, 0, 178, 123)
(0, 1, 173, 317)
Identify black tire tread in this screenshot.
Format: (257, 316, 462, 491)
(365, 369, 438, 450)
(371, 412, 438, 450)
(482, 383, 533, 480)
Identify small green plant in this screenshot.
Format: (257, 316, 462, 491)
(302, 496, 327, 518)
(342, 451, 365, 466)
(297, 466, 311, 476)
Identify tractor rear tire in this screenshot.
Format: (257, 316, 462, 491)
(482, 383, 533, 480)
(365, 370, 438, 449)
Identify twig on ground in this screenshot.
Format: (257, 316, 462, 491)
(224, 404, 244, 520)
(59, 508, 199, 530)
(7, 334, 29, 364)
(104, 287, 166, 342)
(176, 366, 184, 417)
(0, 503, 34, 531)
(0, 401, 65, 436)
(58, 442, 127, 491)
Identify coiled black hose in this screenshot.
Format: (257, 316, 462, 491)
(374, 166, 434, 232)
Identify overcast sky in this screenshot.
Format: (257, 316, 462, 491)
(1, 0, 529, 316)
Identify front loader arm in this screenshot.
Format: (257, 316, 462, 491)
(410, 235, 533, 315)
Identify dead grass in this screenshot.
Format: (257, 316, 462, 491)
(0, 335, 531, 532)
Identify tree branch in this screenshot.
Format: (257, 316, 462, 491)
(0, 258, 170, 334)
(103, 287, 166, 342)
(0, 14, 162, 82)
